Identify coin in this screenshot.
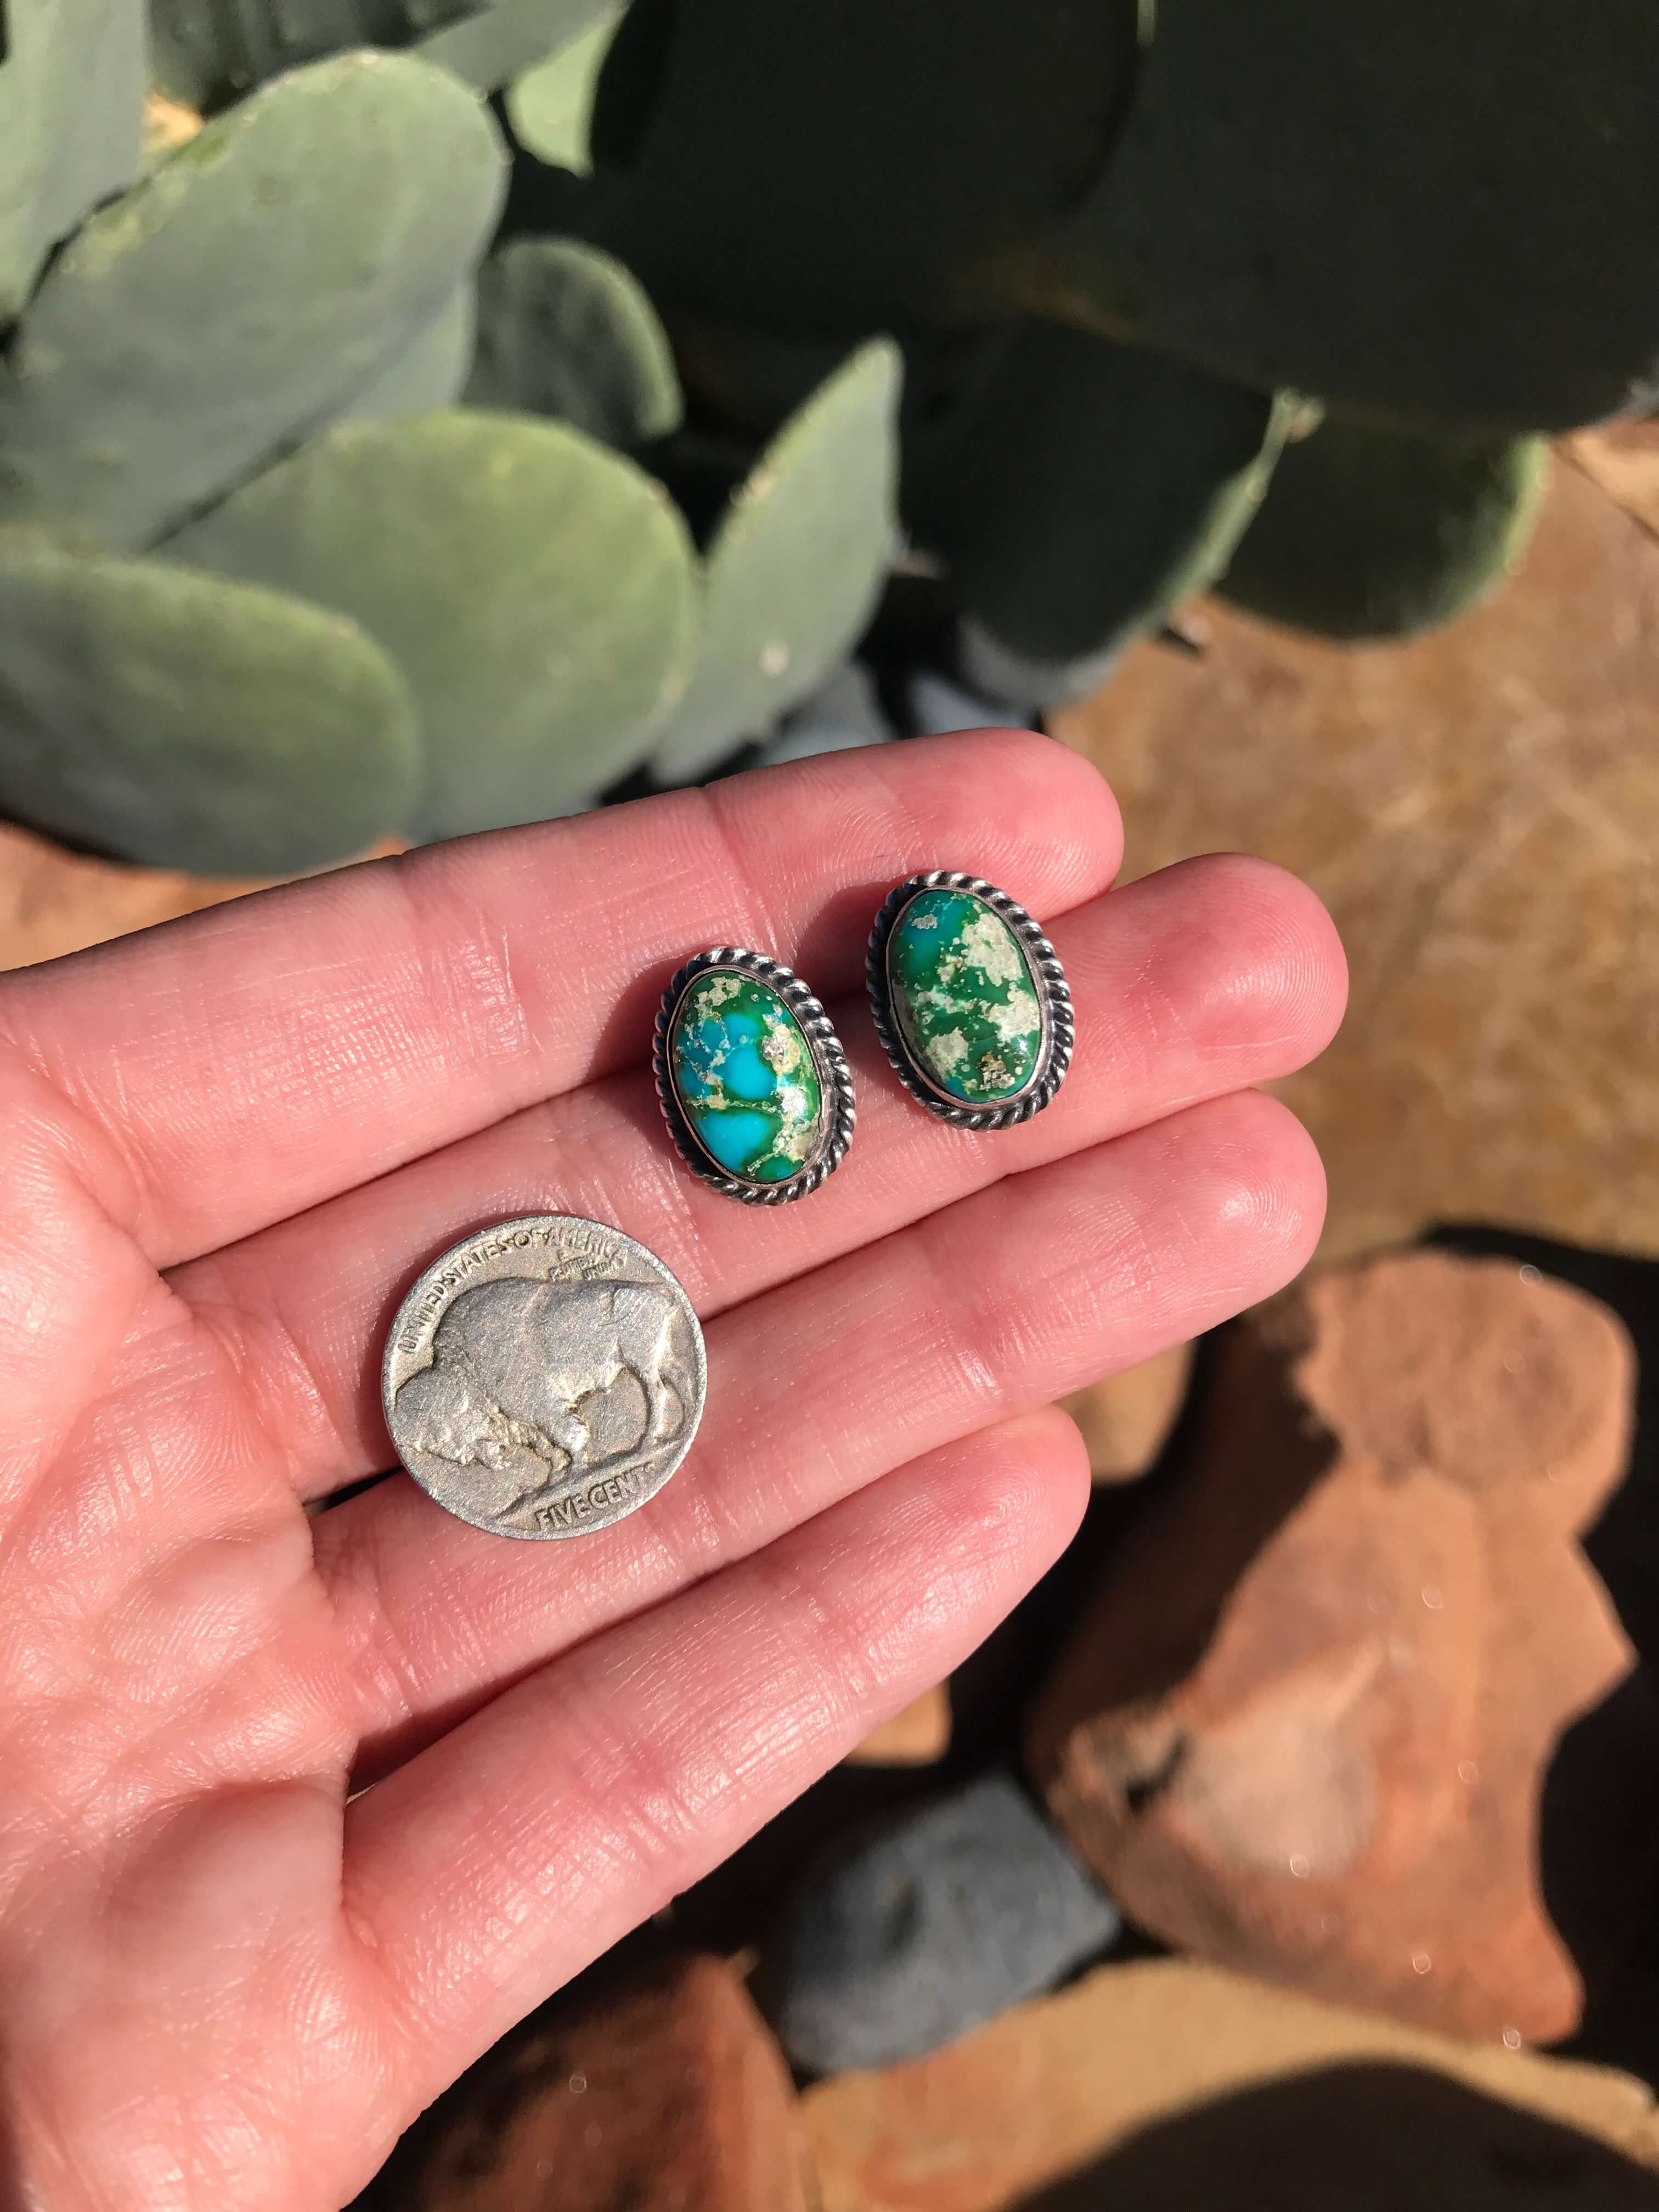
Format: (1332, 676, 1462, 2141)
(381, 1216, 706, 1541)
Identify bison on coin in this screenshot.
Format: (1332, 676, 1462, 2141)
(394, 1276, 696, 1479)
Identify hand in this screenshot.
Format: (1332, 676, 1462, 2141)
(0, 731, 1345, 2209)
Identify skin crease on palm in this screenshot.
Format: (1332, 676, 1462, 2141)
(0, 730, 1346, 2210)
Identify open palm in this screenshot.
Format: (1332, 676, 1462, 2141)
(0, 731, 1345, 2210)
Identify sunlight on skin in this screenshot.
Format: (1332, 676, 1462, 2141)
(0, 732, 1346, 2209)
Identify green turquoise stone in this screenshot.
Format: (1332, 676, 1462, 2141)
(888, 888, 1045, 1104)
(670, 968, 826, 1184)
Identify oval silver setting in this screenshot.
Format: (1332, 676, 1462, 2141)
(866, 871, 1074, 1128)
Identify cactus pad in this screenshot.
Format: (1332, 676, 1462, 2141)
(0, 51, 505, 550)
(166, 408, 701, 838)
(1056, 1, 1659, 432)
(904, 321, 1284, 662)
(418, 0, 618, 91)
(1, 0, 144, 325)
(597, 0, 1141, 335)
(148, 0, 489, 111)
(466, 238, 681, 447)
(338, 280, 478, 425)
(0, 531, 420, 872)
(651, 338, 899, 785)
(1217, 420, 1550, 640)
(506, 8, 623, 171)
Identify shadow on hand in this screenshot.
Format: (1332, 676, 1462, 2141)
(1015, 2063, 1659, 2211)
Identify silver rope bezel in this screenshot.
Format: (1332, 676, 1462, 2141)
(654, 947, 857, 1204)
(866, 871, 1074, 1128)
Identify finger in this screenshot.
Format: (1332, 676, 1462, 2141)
(0, 732, 1120, 1268)
(341, 1405, 1091, 2099)
(320, 1090, 1324, 1774)
(177, 853, 1345, 1499)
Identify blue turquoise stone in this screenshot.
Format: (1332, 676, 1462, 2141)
(888, 888, 1044, 1104)
(670, 969, 825, 1184)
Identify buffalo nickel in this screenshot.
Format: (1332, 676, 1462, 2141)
(381, 1216, 706, 1541)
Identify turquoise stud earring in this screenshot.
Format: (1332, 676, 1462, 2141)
(654, 949, 856, 1202)
(867, 872, 1073, 1127)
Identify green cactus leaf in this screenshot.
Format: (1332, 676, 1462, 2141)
(0, 0, 144, 325)
(0, 530, 420, 872)
(1054, 1, 1659, 432)
(465, 238, 680, 447)
(337, 279, 477, 425)
(505, 7, 622, 171)
(904, 322, 1286, 663)
(165, 408, 701, 837)
(595, 0, 1141, 336)
(651, 337, 899, 785)
(1216, 420, 1550, 640)
(0, 50, 505, 550)
(148, 0, 489, 111)
(418, 0, 617, 92)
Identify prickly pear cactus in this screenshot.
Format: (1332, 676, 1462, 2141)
(585, 0, 1659, 434)
(902, 321, 1290, 663)
(0, 0, 145, 325)
(466, 238, 682, 447)
(1217, 421, 1550, 640)
(650, 339, 900, 785)
(0, 51, 505, 550)
(506, 5, 623, 171)
(595, 0, 1143, 336)
(0, 530, 421, 872)
(417, 0, 617, 92)
(1051, 1, 1659, 432)
(0, 10, 696, 873)
(167, 409, 701, 837)
(0, 0, 1640, 883)
(150, 0, 612, 107)
(335, 280, 479, 426)
(149, 0, 482, 109)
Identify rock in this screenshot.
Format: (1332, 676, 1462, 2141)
(0, 817, 406, 974)
(413, 1953, 813, 2211)
(1052, 456, 1659, 1261)
(1029, 1250, 1637, 2044)
(1060, 1341, 1194, 1483)
(772, 1771, 1120, 2076)
(846, 1684, 952, 1767)
(1012, 2072, 1659, 2212)
(801, 1957, 1659, 2212)
(1563, 419, 1659, 541)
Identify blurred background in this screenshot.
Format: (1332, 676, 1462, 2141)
(2, 3, 1657, 2204)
